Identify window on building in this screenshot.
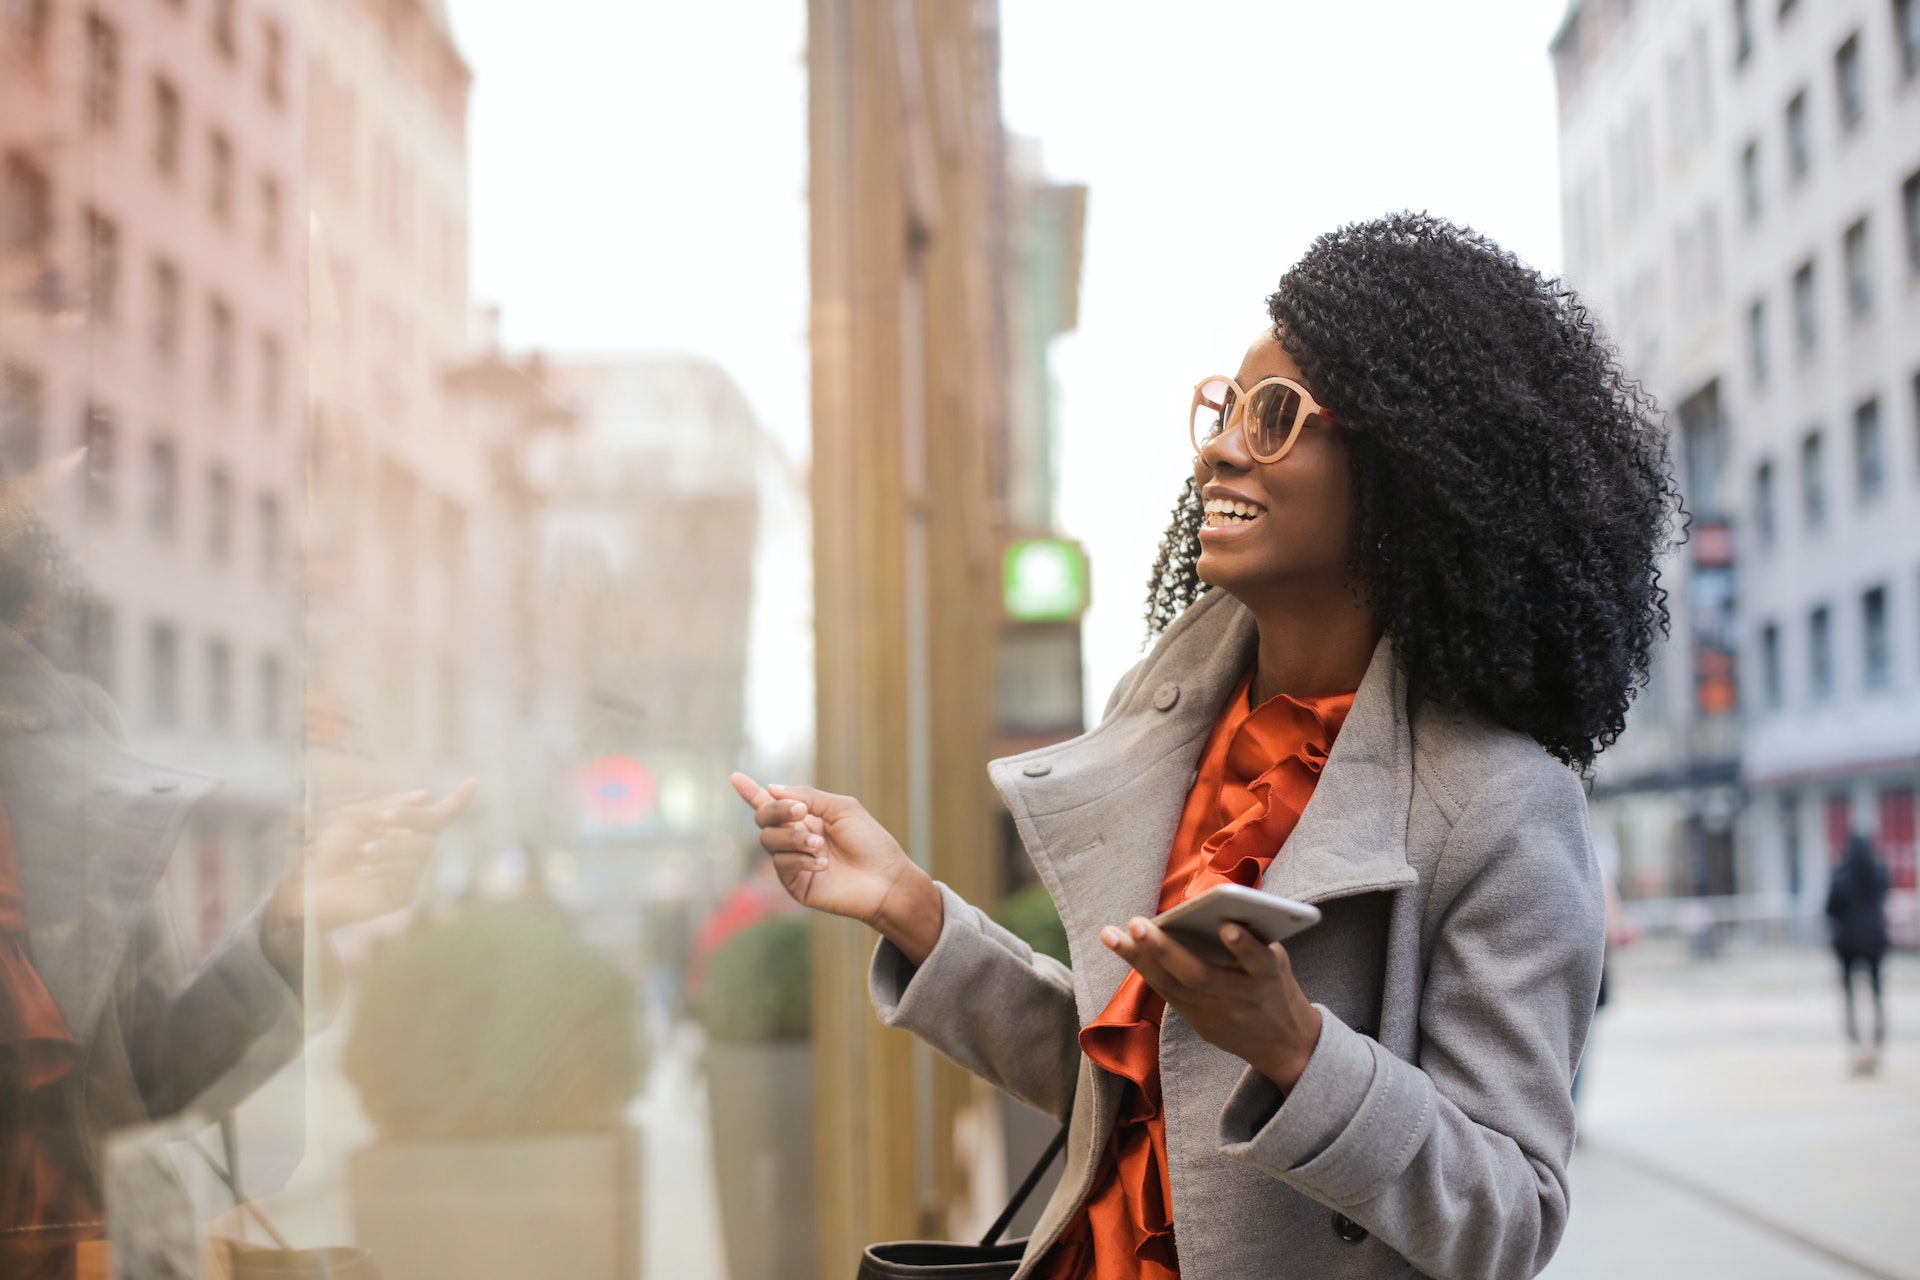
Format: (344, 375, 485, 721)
(1801, 428, 1825, 526)
(209, 129, 234, 223)
(5, 0, 52, 61)
(1855, 398, 1884, 499)
(147, 621, 179, 727)
(1792, 259, 1817, 352)
(1900, 0, 1920, 79)
(1, 364, 43, 473)
(146, 437, 177, 537)
(1903, 168, 1920, 276)
(206, 638, 231, 732)
(1761, 622, 1783, 708)
(260, 332, 283, 426)
(151, 257, 180, 361)
(1835, 33, 1866, 128)
(209, 295, 233, 397)
(1778, 0, 1799, 18)
(153, 75, 181, 179)
(1843, 218, 1873, 317)
(1748, 297, 1770, 385)
(260, 174, 281, 257)
(1734, 0, 1755, 65)
(85, 11, 118, 129)
(207, 466, 232, 562)
(1809, 604, 1833, 699)
(262, 17, 285, 104)
(82, 403, 114, 518)
(259, 652, 281, 740)
(1863, 586, 1890, 690)
(1741, 140, 1763, 221)
(212, 0, 236, 60)
(1882, 788, 1919, 891)
(258, 493, 281, 580)
(84, 207, 117, 324)
(81, 596, 114, 696)
(1786, 90, 1811, 179)
(1755, 458, 1776, 545)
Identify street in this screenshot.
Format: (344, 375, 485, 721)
(1544, 940, 1920, 1280)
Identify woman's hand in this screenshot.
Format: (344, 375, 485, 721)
(1103, 916, 1324, 1092)
(273, 779, 478, 935)
(729, 773, 943, 965)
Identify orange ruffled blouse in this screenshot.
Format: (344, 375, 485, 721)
(1035, 673, 1354, 1280)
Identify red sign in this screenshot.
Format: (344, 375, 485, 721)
(575, 756, 655, 827)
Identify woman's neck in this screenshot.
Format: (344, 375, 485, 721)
(1245, 590, 1382, 707)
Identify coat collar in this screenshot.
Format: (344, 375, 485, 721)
(988, 589, 1418, 1022)
(0, 627, 217, 1039)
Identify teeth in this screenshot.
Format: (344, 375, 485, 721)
(1202, 498, 1264, 526)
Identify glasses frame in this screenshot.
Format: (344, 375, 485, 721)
(1189, 374, 1335, 464)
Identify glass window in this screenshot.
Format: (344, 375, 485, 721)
(207, 466, 233, 562)
(82, 402, 115, 519)
(1843, 218, 1872, 317)
(259, 492, 282, 580)
(1854, 398, 1884, 499)
(1791, 259, 1816, 352)
(146, 437, 178, 537)
(1754, 458, 1776, 545)
(1900, 0, 1920, 79)
(259, 652, 282, 739)
(1748, 297, 1769, 385)
(84, 207, 118, 324)
(1734, 0, 1754, 65)
(209, 128, 233, 222)
(262, 17, 286, 105)
(1801, 428, 1825, 526)
(209, 295, 234, 397)
(150, 256, 181, 360)
(85, 11, 118, 129)
(147, 620, 179, 727)
(1741, 140, 1762, 221)
(1761, 621, 1782, 708)
(0, 363, 43, 473)
(1809, 604, 1833, 699)
(212, 0, 237, 60)
(206, 638, 232, 731)
(1785, 90, 1811, 178)
(1863, 586, 1890, 690)
(153, 75, 181, 178)
(261, 174, 283, 257)
(1835, 33, 1865, 128)
(1903, 168, 1920, 275)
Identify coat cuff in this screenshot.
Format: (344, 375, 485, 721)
(1218, 1007, 1435, 1206)
(868, 881, 984, 1032)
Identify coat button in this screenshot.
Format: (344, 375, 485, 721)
(1332, 1212, 1368, 1244)
(1022, 762, 1052, 778)
(1152, 682, 1180, 711)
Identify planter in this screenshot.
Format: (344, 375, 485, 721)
(706, 1041, 815, 1280)
(348, 1128, 641, 1280)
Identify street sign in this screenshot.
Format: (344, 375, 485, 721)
(1002, 537, 1088, 622)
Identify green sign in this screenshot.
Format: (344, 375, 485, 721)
(1002, 538, 1089, 622)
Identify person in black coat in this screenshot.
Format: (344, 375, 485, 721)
(1825, 833, 1890, 1074)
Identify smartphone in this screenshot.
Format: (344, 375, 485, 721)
(1152, 884, 1321, 967)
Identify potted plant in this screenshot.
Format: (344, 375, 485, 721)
(698, 914, 815, 1280)
(991, 884, 1070, 1238)
(343, 905, 645, 1280)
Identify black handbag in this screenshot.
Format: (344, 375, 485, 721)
(855, 1124, 1068, 1279)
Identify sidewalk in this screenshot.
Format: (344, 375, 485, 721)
(1542, 940, 1920, 1280)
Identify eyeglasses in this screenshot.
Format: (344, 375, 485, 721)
(1189, 374, 1334, 464)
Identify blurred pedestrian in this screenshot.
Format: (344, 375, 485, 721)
(735, 215, 1673, 1278)
(1825, 832, 1890, 1076)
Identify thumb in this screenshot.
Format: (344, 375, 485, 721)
(766, 783, 854, 822)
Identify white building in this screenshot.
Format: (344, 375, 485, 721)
(1553, 0, 1920, 940)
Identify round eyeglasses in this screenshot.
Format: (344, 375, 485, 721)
(1190, 374, 1335, 464)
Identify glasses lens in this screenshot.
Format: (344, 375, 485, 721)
(1192, 378, 1236, 449)
(1247, 382, 1303, 458)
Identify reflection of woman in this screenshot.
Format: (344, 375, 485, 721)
(735, 214, 1678, 1278)
(0, 477, 471, 1278)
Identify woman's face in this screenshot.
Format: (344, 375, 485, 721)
(1192, 330, 1358, 605)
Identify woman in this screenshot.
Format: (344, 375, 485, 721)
(1826, 833, 1890, 1074)
(732, 213, 1678, 1280)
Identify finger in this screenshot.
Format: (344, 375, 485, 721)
(1133, 920, 1224, 990)
(752, 798, 812, 831)
(760, 824, 825, 858)
(729, 772, 772, 808)
(423, 778, 478, 822)
(766, 784, 855, 823)
(1102, 920, 1193, 1000)
(1219, 923, 1282, 977)
(769, 850, 829, 879)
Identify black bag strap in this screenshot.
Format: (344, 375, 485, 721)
(977, 1124, 1069, 1248)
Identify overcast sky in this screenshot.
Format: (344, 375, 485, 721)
(449, 0, 1569, 726)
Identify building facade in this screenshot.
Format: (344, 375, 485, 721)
(1554, 0, 1920, 941)
(1, 0, 307, 954)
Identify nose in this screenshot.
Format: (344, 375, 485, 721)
(1197, 402, 1254, 474)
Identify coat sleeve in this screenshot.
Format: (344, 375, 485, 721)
(869, 881, 1082, 1121)
(1215, 767, 1603, 1280)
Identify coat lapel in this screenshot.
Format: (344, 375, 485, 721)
(989, 591, 1416, 1025)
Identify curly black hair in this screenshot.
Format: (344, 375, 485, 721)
(1145, 213, 1681, 772)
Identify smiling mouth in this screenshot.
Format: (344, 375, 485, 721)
(1203, 498, 1266, 528)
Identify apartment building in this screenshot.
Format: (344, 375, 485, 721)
(0, 0, 306, 951)
(1553, 0, 1920, 939)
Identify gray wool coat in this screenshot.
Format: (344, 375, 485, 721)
(868, 588, 1605, 1280)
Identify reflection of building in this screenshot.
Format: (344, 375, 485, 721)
(305, 0, 474, 807)
(1553, 0, 1920, 939)
(0, 0, 307, 954)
